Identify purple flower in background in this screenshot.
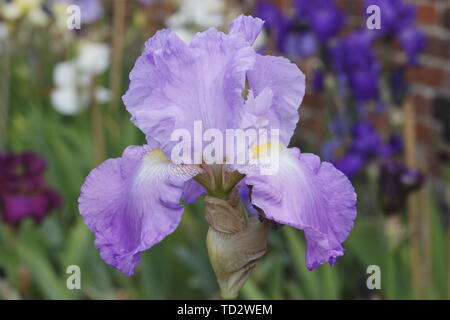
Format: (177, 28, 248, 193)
(389, 67, 408, 105)
(0, 152, 62, 226)
(377, 134, 403, 156)
(79, 15, 357, 275)
(332, 122, 381, 177)
(364, 0, 415, 35)
(349, 122, 381, 156)
(294, 0, 346, 41)
(398, 26, 426, 65)
(255, 1, 286, 41)
(364, 0, 426, 65)
(332, 122, 403, 178)
(256, 0, 345, 57)
(332, 30, 380, 102)
(312, 69, 325, 92)
(56, 0, 103, 24)
(378, 160, 424, 214)
(333, 153, 366, 178)
(284, 30, 318, 58)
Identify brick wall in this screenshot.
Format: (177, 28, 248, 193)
(407, 0, 450, 152)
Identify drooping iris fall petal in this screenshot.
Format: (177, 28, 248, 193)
(241, 147, 357, 270)
(78, 146, 202, 275)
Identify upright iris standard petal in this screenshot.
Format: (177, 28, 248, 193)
(122, 27, 255, 154)
(78, 146, 202, 275)
(229, 15, 264, 45)
(242, 147, 356, 270)
(246, 55, 305, 145)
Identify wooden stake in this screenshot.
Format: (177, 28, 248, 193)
(109, 0, 127, 114)
(403, 99, 423, 299)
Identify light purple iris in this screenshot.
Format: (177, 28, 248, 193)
(79, 15, 357, 275)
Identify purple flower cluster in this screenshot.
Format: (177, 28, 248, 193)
(333, 122, 403, 178)
(256, 0, 345, 58)
(364, 0, 426, 65)
(0, 152, 62, 226)
(256, 0, 425, 103)
(294, 0, 346, 41)
(331, 30, 380, 103)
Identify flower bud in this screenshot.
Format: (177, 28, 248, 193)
(205, 194, 270, 299)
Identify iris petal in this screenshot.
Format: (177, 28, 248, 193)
(181, 179, 206, 204)
(247, 54, 305, 145)
(242, 147, 356, 270)
(123, 26, 255, 155)
(229, 15, 264, 45)
(78, 146, 202, 275)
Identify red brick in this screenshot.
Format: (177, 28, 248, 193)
(406, 65, 445, 87)
(417, 4, 439, 24)
(424, 36, 450, 59)
(445, 69, 450, 88)
(416, 121, 439, 144)
(442, 7, 450, 30)
(302, 93, 323, 107)
(411, 93, 432, 114)
(368, 112, 390, 133)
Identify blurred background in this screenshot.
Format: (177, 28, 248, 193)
(0, 0, 449, 300)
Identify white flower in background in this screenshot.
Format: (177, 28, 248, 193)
(51, 42, 111, 116)
(0, 0, 49, 26)
(171, 27, 195, 44)
(77, 42, 110, 75)
(51, 84, 89, 115)
(1, 2, 21, 21)
(95, 86, 111, 104)
(166, 0, 225, 43)
(53, 61, 77, 87)
(167, 0, 225, 29)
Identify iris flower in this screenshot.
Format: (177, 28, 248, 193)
(0, 151, 62, 226)
(79, 16, 357, 279)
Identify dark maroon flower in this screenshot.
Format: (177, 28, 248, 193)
(378, 160, 424, 214)
(0, 151, 62, 226)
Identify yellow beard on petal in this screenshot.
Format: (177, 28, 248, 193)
(251, 141, 284, 160)
(144, 148, 169, 163)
